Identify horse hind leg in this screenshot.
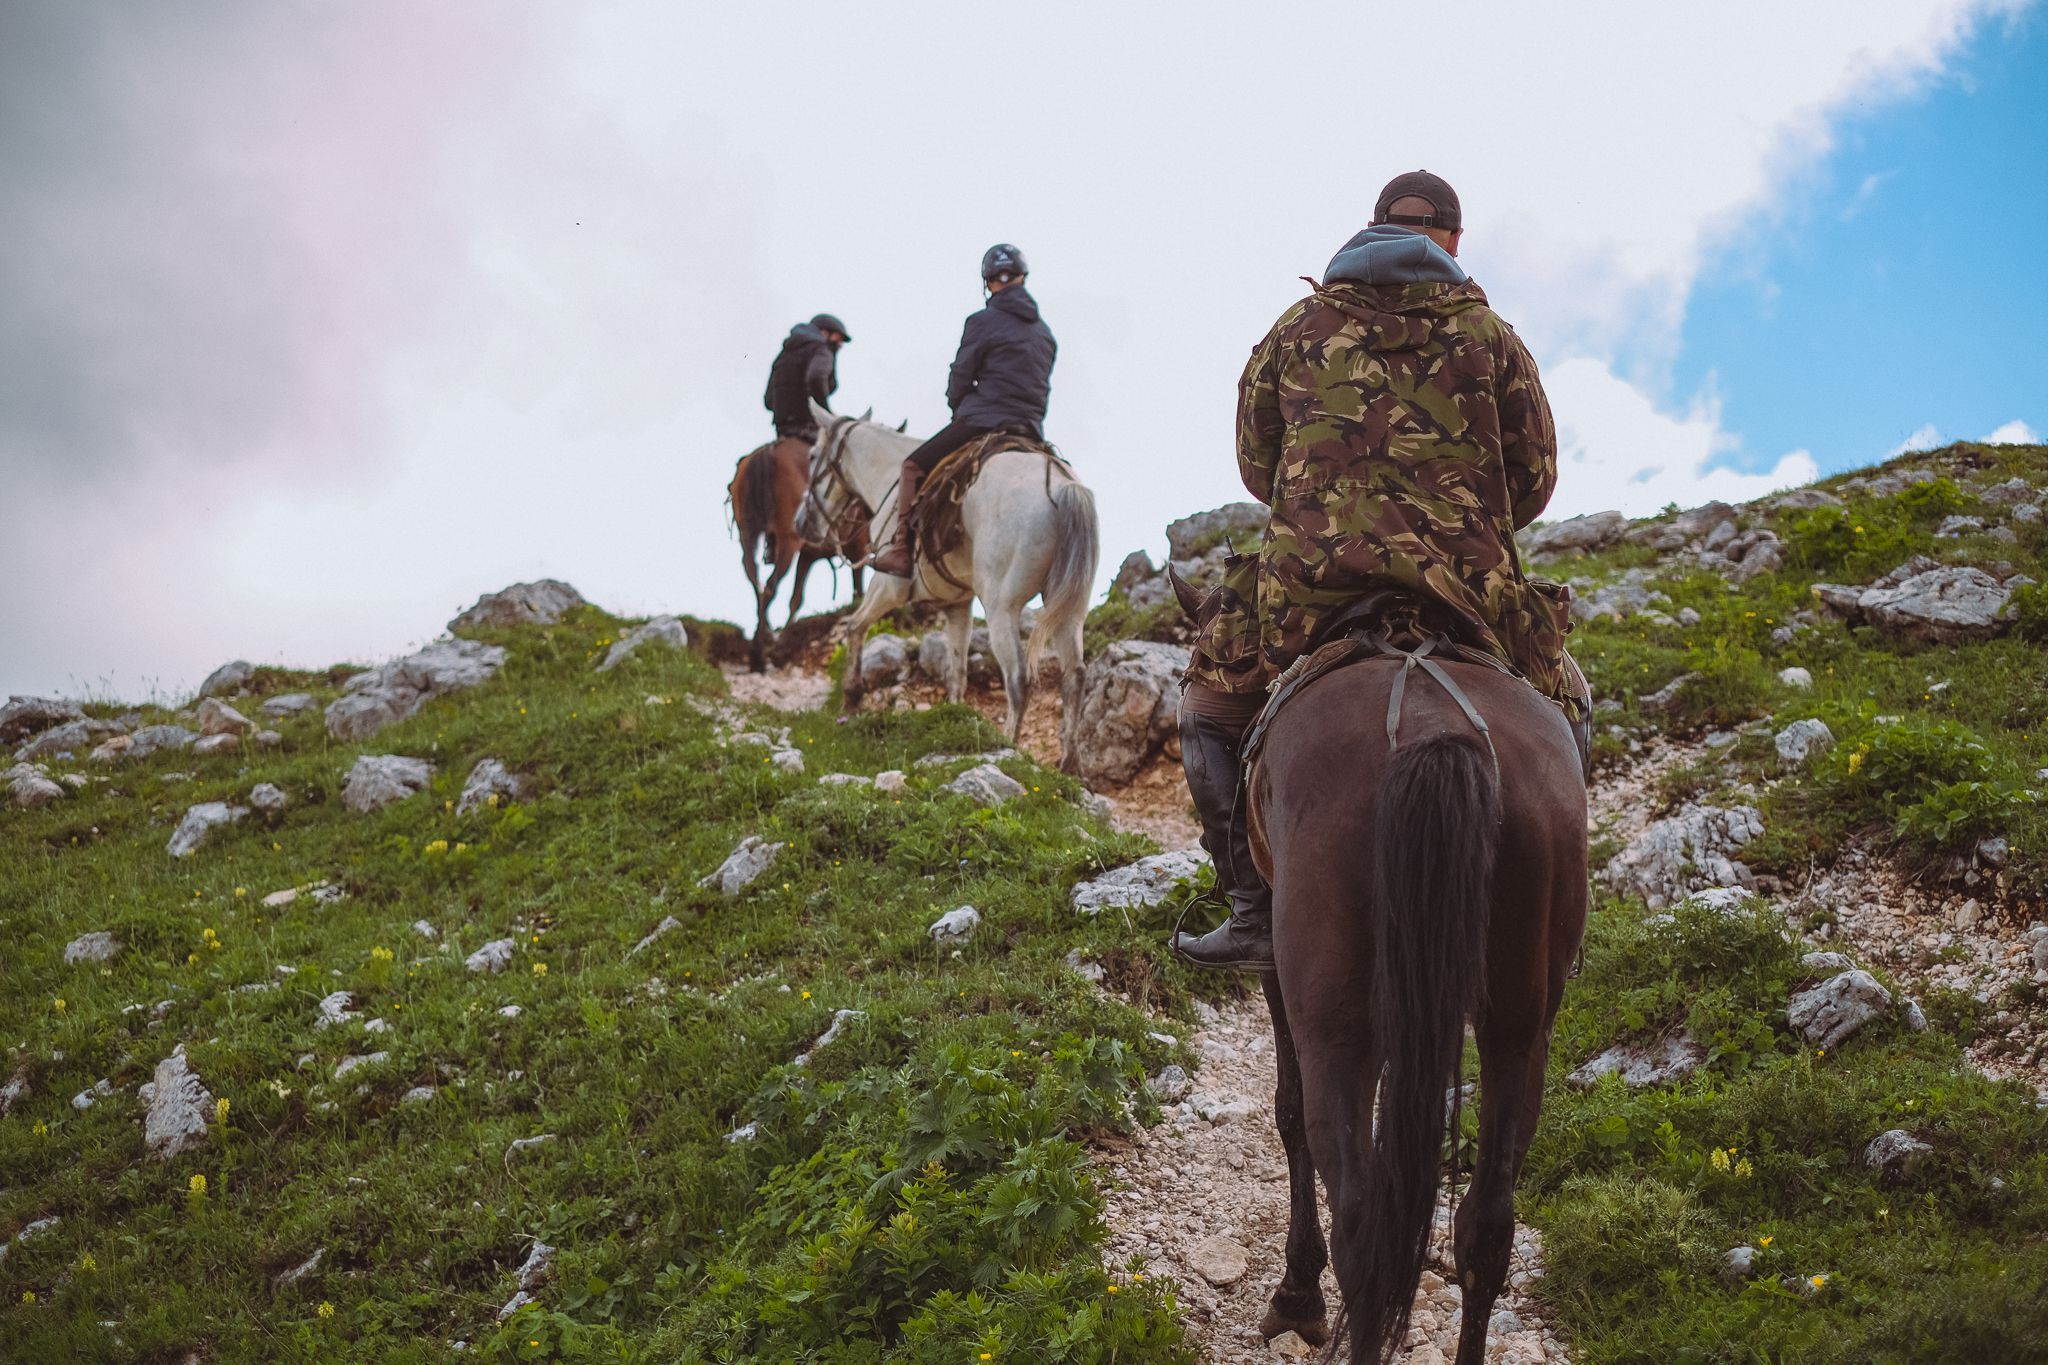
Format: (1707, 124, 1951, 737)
(740, 534, 769, 673)
(785, 547, 822, 629)
(1451, 1025, 1550, 1365)
(837, 572, 912, 717)
(981, 600, 1030, 742)
(941, 603, 972, 704)
(1257, 973, 1329, 1346)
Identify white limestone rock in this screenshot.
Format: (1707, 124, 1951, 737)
(325, 638, 507, 741)
(450, 579, 588, 634)
(1521, 510, 1628, 557)
(4, 762, 65, 808)
(466, 939, 518, 973)
(1774, 718, 1835, 766)
(261, 693, 319, 719)
(597, 616, 690, 672)
(1567, 1032, 1706, 1089)
(1069, 640, 1184, 785)
(699, 835, 784, 896)
(64, 931, 121, 964)
(795, 1009, 865, 1065)
(341, 754, 434, 814)
(1787, 970, 1892, 1050)
(143, 1047, 213, 1159)
(196, 697, 255, 737)
(928, 905, 982, 942)
(167, 801, 249, 858)
(249, 782, 289, 814)
(457, 758, 529, 815)
(1599, 804, 1764, 908)
(947, 762, 1026, 806)
(1070, 850, 1209, 916)
(0, 695, 85, 745)
(197, 660, 255, 697)
(874, 769, 909, 796)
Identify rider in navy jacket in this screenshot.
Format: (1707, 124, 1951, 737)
(871, 245, 1056, 577)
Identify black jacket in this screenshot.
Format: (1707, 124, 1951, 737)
(765, 323, 838, 433)
(947, 286, 1056, 433)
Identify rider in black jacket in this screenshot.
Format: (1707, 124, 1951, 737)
(765, 314, 850, 439)
(871, 246, 1055, 577)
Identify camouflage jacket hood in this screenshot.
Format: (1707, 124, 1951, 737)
(1308, 278, 1491, 353)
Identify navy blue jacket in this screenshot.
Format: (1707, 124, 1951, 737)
(947, 286, 1056, 433)
(765, 322, 838, 434)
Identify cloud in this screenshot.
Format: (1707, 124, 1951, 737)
(1983, 419, 2040, 445)
(1890, 423, 1948, 455)
(0, 0, 2025, 696)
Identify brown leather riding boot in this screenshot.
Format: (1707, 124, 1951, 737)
(870, 459, 922, 578)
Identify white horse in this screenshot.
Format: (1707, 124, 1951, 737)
(793, 398, 1099, 767)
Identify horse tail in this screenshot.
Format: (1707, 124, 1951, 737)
(1342, 730, 1499, 1365)
(737, 444, 777, 537)
(1038, 480, 1099, 635)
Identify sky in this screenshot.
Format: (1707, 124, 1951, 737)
(2, 0, 2043, 700)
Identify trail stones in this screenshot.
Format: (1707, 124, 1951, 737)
(196, 698, 254, 737)
(197, 660, 255, 697)
(1787, 970, 1892, 1050)
(1522, 510, 1627, 558)
(64, 931, 121, 964)
(928, 905, 982, 943)
(325, 638, 506, 741)
(143, 1047, 213, 1159)
(699, 835, 783, 895)
(0, 695, 84, 744)
(167, 802, 249, 857)
(1567, 1032, 1706, 1089)
(458, 758, 528, 815)
(947, 763, 1025, 806)
(1070, 849, 1209, 916)
(1775, 719, 1834, 765)
(856, 633, 911, 689)
(1188, 1234, 1249, 1287)
(1070, 640, 1184, 785)
(1600, 804, 1764, 908)
(342, 754, 434, 813)
(1811, 560, 2015, 644)
(450, 579, 587, 634)
(597, 616, 689, 672)
(1148, 1064, 1191, 1102)
(467, 939, 517, 973)
(1864, 1128, 1933, 1180)
(1188, 1092, 1256, 1124)
(5, 762, 65, 808)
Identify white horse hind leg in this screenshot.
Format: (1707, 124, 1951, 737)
(1050, 614, 1086, 772)
(942, 603, 972, 704)
(982, 601, 1031, 742)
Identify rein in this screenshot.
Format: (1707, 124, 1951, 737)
(805, 416, 888, 567)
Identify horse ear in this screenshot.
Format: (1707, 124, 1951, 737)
(894, 418, 908, 433)
(859, 406, 874, 422)
(808, 398, 833, 425)
(1165, 563, 1205, 621)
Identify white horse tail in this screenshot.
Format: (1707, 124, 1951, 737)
(1037, 479, 1099, 638)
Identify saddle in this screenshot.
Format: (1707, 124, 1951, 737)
(912, 431, 1072, 592)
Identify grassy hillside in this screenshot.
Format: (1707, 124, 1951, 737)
(2, 613, 1200, 1362)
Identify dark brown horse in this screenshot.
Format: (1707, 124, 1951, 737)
(730, 437, 866, 671)
(1174, 577, 1587, 1364)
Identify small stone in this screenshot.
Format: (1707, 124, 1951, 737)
(251, 729, 283, 749)
(198, 660, 255, 697)
(1787, 970, 1892, 1049)
(401, 1085, 437, 1105)
(467, 939, 517, 973)
(1188, 1234, 1248, 1286)
(630, 915, 682, 956)
(1063, 948, 1106, 983)
(699, 835, 784, 896)
(724, 1121, 759, 1143)
(1723, 1245, 1759, 1279)
(413, 919, 437, 940)
(193, 732, 240, 756)
(341, 754, 435, 814)
(1148, 1064, 1191, 1102)
(314, 991, 357, 1029)
(1956, 899, 1983, 932)
(1567, 1032, 1705, 1089)
(166, 801, 249, 858)
(249, 782, 289, 814)
(1777, 666, 1813, 690)
(1903, 997, 1929, 1032)
(260, 693, 318, 719)
(771, 748, 806, 775)
(946, 762, 1026, 806)
(1071, 850, 1210, 915)
(1188, 1092, 1256, 1124)
(498, 1004, 523, 1018)
(458, 758, 530, 815)
(332, 1051, 388, 1079)
(1864, 1128, 1933, 1179)
(1268, 1329, 1315, 1357)
(496, 1289, 535, 1322)
(272, 1248, 325, 1292)
(1775, 718, 1835, 766)
(1800, 951, 1855, 976)
(817, 772, 871, 787)
(64, 931, 122, 964)
(143, 1046, 213, 1159)
(874, 769, 909, 796)
(928, 905, 982, 943)
(196, 697, 255, 737)
(72, 1079, 113, 1111)
(795, 1009, 865, 1065)
(595, 616, 688, 672)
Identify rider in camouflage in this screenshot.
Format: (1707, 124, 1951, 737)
(1174, 170, 1580, 972)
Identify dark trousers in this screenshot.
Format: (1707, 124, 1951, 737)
(904, 420, 992, 475)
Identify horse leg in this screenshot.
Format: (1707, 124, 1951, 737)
(1049, 610, 1086, 774)
(941, 603, 972, 704)
(785, 548, 822, 629)
(1451, 1028, 1549, 1365)
(838, 572, 911, 716)
(1257, 972, 1329, 1345)
(982, 600, 1030, 742)
(741, 533, 769, 673)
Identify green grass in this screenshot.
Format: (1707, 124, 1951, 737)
(1, 607, 1204, 1362)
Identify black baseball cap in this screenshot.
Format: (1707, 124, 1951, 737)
(811, 313, 851, 340)
(1372, 170, 1461, 231)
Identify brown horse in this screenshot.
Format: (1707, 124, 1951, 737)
(730, 437, 866, 671)
(1174, 577, 1587, 1365)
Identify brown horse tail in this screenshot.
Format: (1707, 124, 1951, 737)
(1343, 731, 1500, 1364)
(737, 444, 777, 538)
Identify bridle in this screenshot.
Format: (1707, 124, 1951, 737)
(802, 416, 883, 566)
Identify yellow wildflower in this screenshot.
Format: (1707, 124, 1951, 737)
(317, 1301, 335, 1318)
(1810, 1273, 1829, 1289)
(216, 1097, 231, 1124)
(1759, 1234, 1774, 1247)
(32, 1120, 47, 1137)
(79, 1254, 96, 1272)
(532, 962, 548, 977)
(186, 952, 199, 967)
(1710, 1146, 1732, 1173)
(1106, 1283, 1119, 1294)
(20, 1291, 33, 1305)
(486, 792, 500, 807)
(370, 945, 394, 963)
(424, 839, 449, 856)
(189, 1173, 207, 1195)
(53, 997, 65, 1013)
(802, 990, 811, 999)
(234, 886, 247, 898)
(1735, 1158, 1754, 1179)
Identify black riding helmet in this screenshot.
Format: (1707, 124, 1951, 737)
(980, 244, 1027, 284)
(810, 313, 850, 341)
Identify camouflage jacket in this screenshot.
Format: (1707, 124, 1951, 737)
(1207, 276, 1570, 702)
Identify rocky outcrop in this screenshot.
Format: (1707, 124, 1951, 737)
(700, 835, 783, 896)
(167, 801, 249, 857)
(1600, 804, 1764, 908)
(196, 698, 254, 737)
(341, 755, 435, 814)
(1070, 640, 1183, 786)
(449, 580, 588, 634)
(1787, 970, 1892, 1050)
(1523, 510, 1628, 558)
(855, 633, 912, 689)
(1567, 1032, 1706, 1089)
(143, 1047, 213, 1159)
(1071, 850, 1209, 916)
(597, 616, 689, 672)
(0, 695, 85, 745)
(5, 762, 65, 808)
(947, 763, 1026, 806)
(16, 717, 117, 761)
(1811, 557, 2017, 644)
(325, 638, 506, 740)
(457, 758, 529, 815)
(1774, 719, 1834, 766)
(198, 660, 255, 698)
(928, 905, 981, 942)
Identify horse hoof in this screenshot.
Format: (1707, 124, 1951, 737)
(1259, 1304, 1328, 1346)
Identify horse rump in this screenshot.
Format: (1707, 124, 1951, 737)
(1341, 730, 1500, 1364)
